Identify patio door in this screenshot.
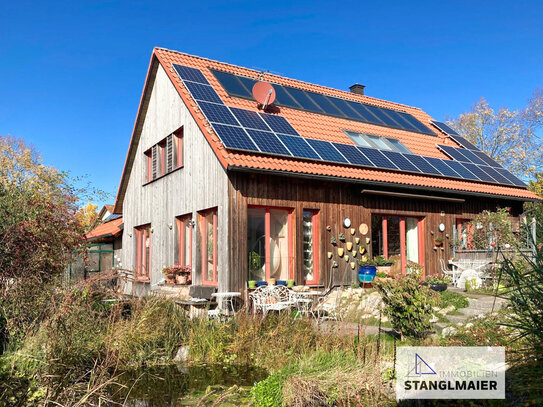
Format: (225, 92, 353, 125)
(371, 215, 424, 276)
(247, 207, 292, 282)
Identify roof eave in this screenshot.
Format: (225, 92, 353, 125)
(227, 165, 538, 202)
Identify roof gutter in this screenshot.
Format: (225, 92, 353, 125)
(227, 166, 538, 202)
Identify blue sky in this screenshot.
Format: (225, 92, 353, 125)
(1, 1, 542, 207)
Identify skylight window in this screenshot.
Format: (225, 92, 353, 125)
(343, 130, 412, 154)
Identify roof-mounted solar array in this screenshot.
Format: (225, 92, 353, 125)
(172, 64, 527, 189)
(210, 69, 436, 136)
(431, 120, 481, 151)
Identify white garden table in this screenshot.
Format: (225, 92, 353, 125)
(210, 292, 241, 316)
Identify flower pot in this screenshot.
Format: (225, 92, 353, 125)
(256, 281, 267, 287)
(337, 248, 344, 257)
(267, 278, 276, 286)
(165, 273, 176, 284)
(176, 274, 188, 285)
(276, 280, 287, 286)
(434, 240, 443, 247)
(248, 280, 257, 289)
(358, 265, 377, 283)
(287, 279, 295, 288)
(346, 242, 353, 251)
(430, 283, 448, 292)
(327, 251, 333, 259)
(376, 265, 392, 275)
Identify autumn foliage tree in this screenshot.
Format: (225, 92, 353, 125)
(0, 136, 86, 345)
(447, 91, 543, 179)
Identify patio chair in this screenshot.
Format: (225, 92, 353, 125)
(316, 287, 345, 321)
(440, 258, 459, 285)
(249, 285, 298, 316)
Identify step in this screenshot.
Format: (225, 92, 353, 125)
(459, 307, 489, 317)
(434, 322, 449, 332)
(445, 314, 469, 324)
(467, 298, 506, 310)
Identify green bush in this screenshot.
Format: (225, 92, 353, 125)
(375, 271, 438, 339)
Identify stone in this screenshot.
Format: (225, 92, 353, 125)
(465, 323, 474, 329)
(432, 306, 441, 312)
(438, 305, 455, 315)
(430, 315, 439, 323)
(441, 327, 458, 337)
(174, 346, 190, 362)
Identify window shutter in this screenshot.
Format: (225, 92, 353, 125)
(152, 145, 158, 180)
(167, 135, 174, 172)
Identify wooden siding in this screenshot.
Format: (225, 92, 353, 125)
(227, 171, 524, 292)
(121, 65, 230, 294)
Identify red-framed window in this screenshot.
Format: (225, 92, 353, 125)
(135, 224, 151, 280)
(177, 214, 193, 268)
(456, 218, 472, 250)
(144, 128, 183, 183)
(199, 208, 218, 286)
(371, 215, 425, 277)
(247, 206, 294, 282)
(302, 210, 319, 285)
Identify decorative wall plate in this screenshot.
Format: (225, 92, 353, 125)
(359, 223, 369, 235)
(343, 217, 351, 228)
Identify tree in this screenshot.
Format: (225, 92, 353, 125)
(0, 136, 85, 345)
(447, 97, 543, 178)
(75, 202, 100, 233)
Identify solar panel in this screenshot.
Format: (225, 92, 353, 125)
(306, 139, 348, 163)
(210, 70, 252, 98)
(197, 102, 239, 125)
(211, 124, 259, 151)
(471, 151, 502, 168)
(423, 157, 461, 178)
(260, 113, 300, 136)
(333, 143, 373, 166)
(284, 87, 324, 112)
(330, 97, 366, 121)
(278, 135, 320, 160)
(363, 104, 401, 128)
(358, 147, 398, 170)
(405, 154, 442, 175)
(381, 151, 421, 172)
(431, 121, 459, 136)
(397, 112, 435, 135)
(307, 92, 346, 117)
(449, 135, 479, 151)
(456, 149, 487, 165)
(184, 81, 223, 104)
(385, 110, 421, 133)
(478, 166, 514, 185)
(273, 85, 301, 109)
(442, 161, 480, 181)
(173, 64, 209, 85)
(462, 162, 497, 183)
(494, 168, 526, 187)
(230, 107, 269, 130)
(246, 129, 291, 156)
(438, 145, 471, 162)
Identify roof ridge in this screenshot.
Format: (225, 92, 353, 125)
(154, 46, 424, 113)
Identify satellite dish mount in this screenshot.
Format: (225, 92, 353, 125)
(252, 81, 276, 110)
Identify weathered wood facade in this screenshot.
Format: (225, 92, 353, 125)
(226, 171, 524, 292)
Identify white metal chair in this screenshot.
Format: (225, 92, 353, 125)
(440, 258, 459, 285)
(249, 285, 298, 316)
(316, 287, 345, 321)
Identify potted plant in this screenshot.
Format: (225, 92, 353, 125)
(374, 255, 395, 275)
(163, 264, 191, 285)
(162, 267, 176, 285)
(422, 275, 451, 292)
(248, 280, 257, 289)
(287, 279, 295, 288)
(358, 259, 377, 284)
(434, 237, 444, 247)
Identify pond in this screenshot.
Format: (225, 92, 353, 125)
(107, 364, 267, 406)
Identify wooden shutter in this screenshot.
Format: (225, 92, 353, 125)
(167, 135, 174, 172)
(152, 145, 158, 180)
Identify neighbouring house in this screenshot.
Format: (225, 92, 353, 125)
(112, 47, 539, 297)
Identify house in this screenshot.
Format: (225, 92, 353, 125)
(112, 47, 539, 296)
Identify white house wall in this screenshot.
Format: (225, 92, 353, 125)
(121, 64, 230, 295)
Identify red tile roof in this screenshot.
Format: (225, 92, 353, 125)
(85, 217, 123, 241)
(113, 48, 540, 212)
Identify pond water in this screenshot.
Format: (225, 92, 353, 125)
(107, 364, 267, 406)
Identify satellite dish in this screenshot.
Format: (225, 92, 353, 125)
(252, 81, 276, 108)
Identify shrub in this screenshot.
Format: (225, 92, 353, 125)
(375, 271, 438, 339)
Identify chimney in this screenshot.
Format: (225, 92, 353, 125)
(349, 83, 365, 95)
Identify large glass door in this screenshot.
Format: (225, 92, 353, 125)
(247, 207, 292, 282)
(371, 215, 424, 275)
